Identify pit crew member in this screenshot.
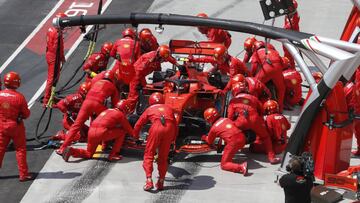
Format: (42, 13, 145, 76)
(202, 107, 248, 175)
(228, 83, 280, 164)
(56, 70, 119, 154)
(133, 92, 177, 191)
(61, 100, 134, 161)
(51, 82, 92, 142)
(0, 72, 32, 181)
(43, 13, 67, 106)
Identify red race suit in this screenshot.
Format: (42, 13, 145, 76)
(0, 89, 31, 180)
(204, 118, 247, 173)
(43, 27, 65, 105)
(53, 93, 88, 142)
(133, 104, 177, 179)
(67, 108, 134, 160)
(110, 36, 141, 85)
(58, 79, 119, 152)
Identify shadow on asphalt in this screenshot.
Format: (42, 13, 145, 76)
(163, 175, 216, 191)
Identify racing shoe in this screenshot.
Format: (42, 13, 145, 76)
(62, 147, 73, 162)
(19, 174, 33, 182)
(143, 179, 154, 191)
(55, 148, 64, 156)
(239, 162, 248, 176)
(156, 178, 164, 191)
(268, 152, 281, 164)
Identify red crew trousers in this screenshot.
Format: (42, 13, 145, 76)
(70, 127, 126, 159)
(221, 134, 246, 173)
(234, 112, 274, 155)
(0, 123, 29, 178)
(55, 115, 88, 141)
(255, 69, 285, 112)
(44, 55, 60, 105)
(143, 121, 176, 179)
(59, 100, 106, 151)
(127, 74, 147, 104)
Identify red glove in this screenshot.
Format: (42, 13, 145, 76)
(201, 135, 207, 142)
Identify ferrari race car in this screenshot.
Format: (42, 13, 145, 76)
(123, 40, 230, 155)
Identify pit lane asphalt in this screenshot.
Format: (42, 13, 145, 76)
(0, 0, 355, 202)
(0, 0, 154, 202)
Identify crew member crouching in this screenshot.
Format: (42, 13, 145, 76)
(62, 100, 134, 162)
(202, 107, 248, 175)
(250, 100, 290, 154)
(52, 82, 92, 142)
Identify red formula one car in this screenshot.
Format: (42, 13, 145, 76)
(124, 40, 230, 155)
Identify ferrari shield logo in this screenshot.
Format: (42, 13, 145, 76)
(291, 79, 297, 85)
(1, 102, 10, 109)
(226, 124, 233, 129)
(242, 99, 249, 104)
(123, 44, 130, 48)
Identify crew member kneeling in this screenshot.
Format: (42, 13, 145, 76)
(133, 92, 177, 191)
(250, 100, 290, 154)
(202, 107, 247, 175)
(0, 72, 32, 181)
(62, 100, 134, 162)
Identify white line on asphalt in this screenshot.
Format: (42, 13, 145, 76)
(0, 0, 65, 74)
(28, 0, 113, 108)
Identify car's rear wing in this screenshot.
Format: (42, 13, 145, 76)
(169, 40, 218, 56)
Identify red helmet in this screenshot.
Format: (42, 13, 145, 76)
(56, 12, 68, 18)
(230, 74, 246, 87)
(231, 82, 248, 96)
(103, 70, 116, 82)
(252, 41, 265, 52)
(78, 81, 92, 96)
(4, 71, 21, 89)
(115, 100, 133, 114)
(281, 57, 291, 69)
(197, 13, 208, 18)
(312, 72, 323, 82)
(244, 37, 257, 52)
(149, 92, 165, 105)
(122, 28, 136, 39)
(292, 0, 298, 9)
(158, 45, 171, 59)
(196, 13, 209, 34)
(139, 28, 153, 41)
(101, 42, 113, 55)
(213, 45, 228, 63)
(203, 107, 220, 124)
(263, 100, 279, 115)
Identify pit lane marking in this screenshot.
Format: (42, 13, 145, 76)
(93, 145, 103, 158)
(0, 0, 65, 74)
